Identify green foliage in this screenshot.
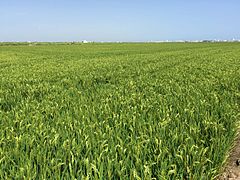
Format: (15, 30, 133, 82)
(0, 43, 239, 179)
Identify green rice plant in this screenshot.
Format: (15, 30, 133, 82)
(0, 42, 239, 179)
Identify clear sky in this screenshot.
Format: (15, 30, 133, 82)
(0, 0, 239, 42)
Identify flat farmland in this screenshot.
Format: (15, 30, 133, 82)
(0, 43, 239, 179)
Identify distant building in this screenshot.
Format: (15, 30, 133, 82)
(82, 40, 88, 44)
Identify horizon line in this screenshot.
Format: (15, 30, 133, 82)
(0, 39, 240, 43)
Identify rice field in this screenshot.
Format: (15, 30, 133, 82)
(0, 42, 239, 179)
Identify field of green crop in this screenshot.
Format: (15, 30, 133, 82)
(0, 42, 239, 179)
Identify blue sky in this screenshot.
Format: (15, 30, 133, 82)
(0, 0, 239, 42)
